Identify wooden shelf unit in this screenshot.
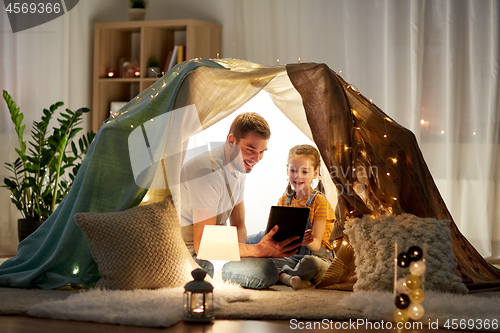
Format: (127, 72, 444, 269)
(92, 19, 222, 132)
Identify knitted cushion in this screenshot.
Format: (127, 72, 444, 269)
(344, 214, 467, 294)
(75, 196, 199, 290)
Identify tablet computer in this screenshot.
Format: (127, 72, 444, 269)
(265, 206, 310, 244)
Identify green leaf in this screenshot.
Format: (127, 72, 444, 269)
(71, 141, 78, 156)
(14, 113, 23, 127)
(3, 178, 17, 190)
(49, 101, 64, 112)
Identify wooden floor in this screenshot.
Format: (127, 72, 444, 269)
(0, 316, 469, 333)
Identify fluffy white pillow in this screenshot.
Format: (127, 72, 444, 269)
(75, 195, 199, 290)
(344, 214, 467, 294)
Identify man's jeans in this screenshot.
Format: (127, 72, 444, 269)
(192, 231, 277, 289)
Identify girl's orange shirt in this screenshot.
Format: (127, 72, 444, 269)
(277, 193, 335, 249)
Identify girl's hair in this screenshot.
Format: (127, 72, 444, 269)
(285, 144, 325, 196)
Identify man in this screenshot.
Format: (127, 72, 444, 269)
(180, 112, 300, 289)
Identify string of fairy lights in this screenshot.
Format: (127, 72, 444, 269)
(343, 80, 400, 214)
(103, 56, 407, 214)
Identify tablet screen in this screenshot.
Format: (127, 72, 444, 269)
(265, 206, 310, 244)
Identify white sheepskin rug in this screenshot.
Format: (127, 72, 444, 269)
(28, 282, 250, 328)
(340, 290, 500, 331)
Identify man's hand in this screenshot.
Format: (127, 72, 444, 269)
(257, 225, 301, 258)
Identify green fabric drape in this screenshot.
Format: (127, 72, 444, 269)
(0, 59, 227, 289)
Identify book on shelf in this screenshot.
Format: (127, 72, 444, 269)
(167, 45, 178, 71)
(163, 50, 172, 73)
(177, 45, 186, 64)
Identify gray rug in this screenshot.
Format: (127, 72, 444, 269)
(0, 284, 358, 326)
(2, 285, 500, 331)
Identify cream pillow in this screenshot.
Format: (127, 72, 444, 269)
(75, 195, 199, 290)
(344, 214, 467, 294)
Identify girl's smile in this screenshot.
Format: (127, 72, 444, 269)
(287, 154, 319, 199)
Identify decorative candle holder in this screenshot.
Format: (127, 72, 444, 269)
(183, 268, 214, 323)
(394, 243, 427, 323)
(106, 68, 116, 78)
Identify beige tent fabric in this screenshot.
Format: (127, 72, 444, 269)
(173, 59, 286, 130)
(286, 62, 500, 289)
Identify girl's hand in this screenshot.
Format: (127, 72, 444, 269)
(303, 229, 313, 245)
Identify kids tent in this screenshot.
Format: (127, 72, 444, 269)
(1, 58, 499, 290)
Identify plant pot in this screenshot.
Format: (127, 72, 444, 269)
(128, 8, 146, 21)
(18, 219, 44, 242)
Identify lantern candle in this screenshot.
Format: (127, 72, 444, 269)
(183, 268, 214, 323)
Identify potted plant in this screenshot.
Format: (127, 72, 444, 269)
(128, 0, 147, 21)
(2, 90, 96, 241)
(147, 57, 160, 77)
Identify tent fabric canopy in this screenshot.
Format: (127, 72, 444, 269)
(285, 62, 500, 288)
(0, 59, 498, 290)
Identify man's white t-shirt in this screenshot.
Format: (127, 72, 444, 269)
(180, 143, 245, 252)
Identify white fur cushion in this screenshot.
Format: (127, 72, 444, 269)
(75, 196, 199, 290)
(344, 214, 467, 294)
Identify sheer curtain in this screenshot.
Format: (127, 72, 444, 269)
(1, 0, 499, 261)
(0, 1, 105, 255)
(234, 0, 500, 261)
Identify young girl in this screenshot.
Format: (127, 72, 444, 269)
(273, 144, 335, 289)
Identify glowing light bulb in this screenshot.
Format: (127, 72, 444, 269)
(396, 277, 409, 293)
(409, 288, 425, 304)
(408, 303, 425, 320)
(420, 119, 425, 125)
(394, 309, 410, 323)
(409, 260, 426, 276)
(441, 130, 445, 135)
(405, 274, 421, 290)
(391, 158, 398, 164)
